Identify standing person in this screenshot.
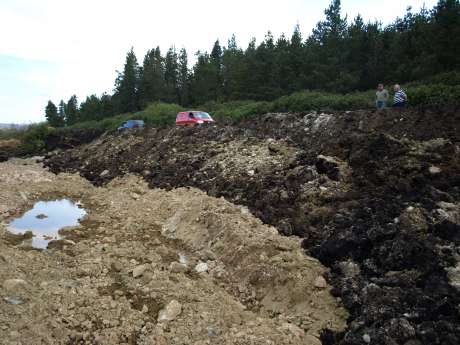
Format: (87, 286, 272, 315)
(375, 83, 389, 109)
(393, 84, 408, 107)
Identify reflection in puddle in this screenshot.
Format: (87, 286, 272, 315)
(7, 199, 86, 249)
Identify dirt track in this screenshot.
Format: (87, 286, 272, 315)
(0, 158, 346, 345)
(44, 107, 460, 345)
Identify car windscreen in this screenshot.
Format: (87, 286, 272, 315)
(194, 112, 211, 119)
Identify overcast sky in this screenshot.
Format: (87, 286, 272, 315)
(0, 0, 437, 124)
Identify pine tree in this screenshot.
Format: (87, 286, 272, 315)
(113, 47, 140, 113)
(190, 52, 216, 104)
(274, 34, 291, 92)
(164, 47, 179, 103)
(432, 0, 460, 70)
(253, 32, 279, 99)
(100, 93, 115, 118)
(178, 48, 189, 105)
(222, 35, 245, 100)
(45, 101, 61, 127)
(65, 95, 79, 125)
(210, 40, 223, 100)
(309, 0, 350, 90)
(55, 100, 66, 127)
(79, 95, 102, 121)
(139, 47, 166, 107)
(288, 25, 305, 92)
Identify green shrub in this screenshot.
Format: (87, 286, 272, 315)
(205, 101, 271, 120)
(136, 102, 184, 125)
(21, 123, 54, 154)
(407, 84, 460, 106)
(271, 90, 373, 112)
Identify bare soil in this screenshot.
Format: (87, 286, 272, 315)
(44, 106, 460, 345)
(0, 158, 346, 345)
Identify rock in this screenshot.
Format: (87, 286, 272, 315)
(3, 278, 28, 291)
(314, 276, 327, 288)
(428, 166, 441, 175)
(170, 262, 187, 273)
(399, 207, 428, 232)
(316, 155, 351, 181)
(387, 318, 416, 341)
(247, 170, 255, 176)
(19, 191, 28, 201)
(446, 263, 460, 289)
(111, 261, 123, 272)
(206, 326, 219, 338)
(337, 261, 360, 277)
(195, 262, 209, 273)
(157, 300, 182, 323)
(4, 296, 24, 305)
(35, 213, 48, 219)
(133, 264, 149, 278)
(100, 169, 110, 177)
(363, 334, 371, 343)
(280, 322, 305, 338)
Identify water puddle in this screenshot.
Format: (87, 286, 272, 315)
(7, 199, 86, 249)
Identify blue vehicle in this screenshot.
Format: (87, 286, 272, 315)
(118, 120, 145, 131)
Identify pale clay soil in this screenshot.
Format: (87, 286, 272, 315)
(0, 158, 347, 345)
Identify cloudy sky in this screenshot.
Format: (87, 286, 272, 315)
(0, 0, 437, 124)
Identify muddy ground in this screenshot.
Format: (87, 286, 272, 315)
(0, 158, 347, 345)
(44, 106, 460, 345)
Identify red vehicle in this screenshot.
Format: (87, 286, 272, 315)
(176, 111, 214, 126)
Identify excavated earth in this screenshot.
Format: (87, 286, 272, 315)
(42, 106, 460, 345)
(0, 158, 346, 345)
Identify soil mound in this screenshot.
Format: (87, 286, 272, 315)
(45, 107, 460, 345)
(0, 159, 346, 345)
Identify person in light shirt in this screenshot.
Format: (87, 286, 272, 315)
(375, 83, 389, 109)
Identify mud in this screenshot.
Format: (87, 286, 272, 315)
(44, 106, 460, 345)
(0, 158, 346, 345)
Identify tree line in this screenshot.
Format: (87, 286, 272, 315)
(45, 0, 460, 127)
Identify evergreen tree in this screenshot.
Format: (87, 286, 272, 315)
(100, 93, 115, 118)
(113, 47, 140, 113)
(288, 25, 305, 92)
(56, 100, 66, 127)
(164, 47, 179, 103)
(274, 34, 291, 92)
(432, 0, 460, 70)
(222, 35, 245, 100)
(190, 52, 214, 104)
(139, 47, 166, 107)
(310, 0, 349, 90)
(253, 32, 279, 99)
(240, 38, 259, 99)
(210, 40, 223, 99)
(65, 95, 79, 125)
(79, 95, 102, 122)
(45, 101, 62, 127)
(178, 48, 190, 105)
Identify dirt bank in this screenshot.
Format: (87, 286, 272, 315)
(45, 107, 460, 345)
(0, 158, 346, 345)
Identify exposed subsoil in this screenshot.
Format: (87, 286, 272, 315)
(0, 158, 346, 345)
(44, 107, 460, 345)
